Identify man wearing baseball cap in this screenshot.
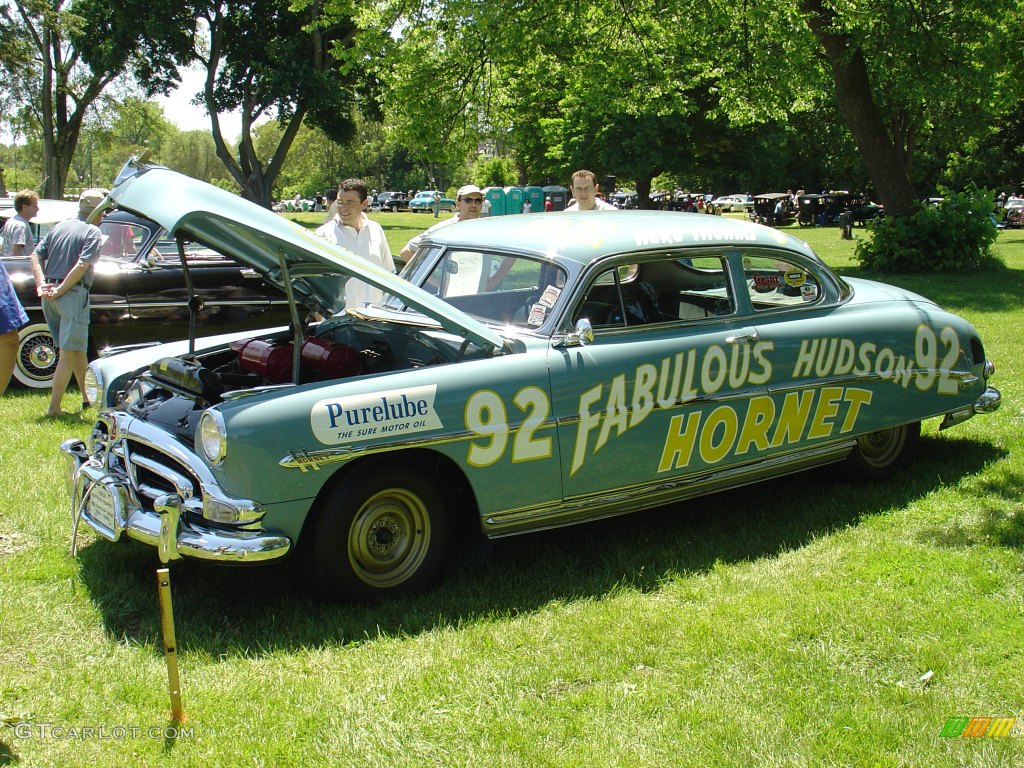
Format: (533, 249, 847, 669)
(29, 187, 107, 417)
(399, 184, 486, 262)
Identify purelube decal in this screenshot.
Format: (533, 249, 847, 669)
(311, 385, 443, 444)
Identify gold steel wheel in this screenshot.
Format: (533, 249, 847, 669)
(348, 488, 432, 589)
(311, 465, 449, 600)
(845, 422, 920, 479)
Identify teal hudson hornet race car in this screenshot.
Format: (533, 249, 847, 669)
(63, 157, 1001, 600)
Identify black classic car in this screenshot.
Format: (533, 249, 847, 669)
(371, 191, 410, 212)
(5, 209, 292, 388)
(797, 192, 883, 227)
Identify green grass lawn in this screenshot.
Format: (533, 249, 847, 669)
(1, 222, 1022, 766)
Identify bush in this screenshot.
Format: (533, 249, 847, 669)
(855, 184, 1002, 272)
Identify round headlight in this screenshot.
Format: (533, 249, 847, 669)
(83, 365, 102, 407)
(197, 410, 227, 465)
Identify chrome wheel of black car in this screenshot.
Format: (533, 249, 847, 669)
(311, 466, 449, 600)
(844, 422, 920, 479)
(15, 324, 58, 388)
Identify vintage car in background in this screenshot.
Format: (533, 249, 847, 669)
(408, 190, 455, 213)
(371, 191, 410, 212)
(4, 208, 292, 388)
(710, 194, 753, 213)
(751, 192, 796, 226)
(63, 156, 1001, 601)
(796, 192, 883, 227)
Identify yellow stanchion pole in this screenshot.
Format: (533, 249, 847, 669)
(156, 567, 184, 721)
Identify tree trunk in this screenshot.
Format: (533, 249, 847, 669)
(635, 175, 653, 209)
(799, 0, 916, 216)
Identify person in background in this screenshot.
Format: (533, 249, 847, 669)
(2, 189, 39, 258)
(522, 198, 532, 214)
(99, 214, 136, 258)
(544, 196, 554, 212)
(399, 185, 486, 262)
(0, 190, 38, 396)
(322, 187, 338, 224)
(29, 188, 107, 417)
(432, 191, 442, 218)
(314, 178, 395, 309)
(565, 170, 617, 211)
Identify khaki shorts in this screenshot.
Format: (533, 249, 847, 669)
(42, 286, 90, 352)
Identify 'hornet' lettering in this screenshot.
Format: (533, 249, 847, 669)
(311, 384, 443, 445)
(657, 386, 873, 472)
(569, 342, 774, 476)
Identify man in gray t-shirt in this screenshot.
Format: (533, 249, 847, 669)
(1, 190, 39, 257)
(29, 188, 106, 417)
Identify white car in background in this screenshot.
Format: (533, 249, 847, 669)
(711, 194, 753, 212)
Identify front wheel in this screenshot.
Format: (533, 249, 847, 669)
(310, 466, 449, 600)
(14, 323, 58, 388)
(844, 422, 920, 479)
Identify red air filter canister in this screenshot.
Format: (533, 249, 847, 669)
(231, 339, 293, 383)
(301, 337, 362, 378)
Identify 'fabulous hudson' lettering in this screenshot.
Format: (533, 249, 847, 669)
(311, 385, 443, 445)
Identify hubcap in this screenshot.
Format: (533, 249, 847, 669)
(18, 330, 58, 385)
(348, 488, 431, 588)
(857, 426, 906, 468)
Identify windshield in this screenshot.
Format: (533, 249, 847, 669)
(386, 248, 568, 330)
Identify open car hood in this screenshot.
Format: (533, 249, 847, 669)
(104, 156, 505, 352)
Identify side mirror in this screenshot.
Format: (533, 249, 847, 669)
(557, 317, 594, 348)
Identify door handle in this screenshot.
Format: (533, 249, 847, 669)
(726, 328, 759, 344)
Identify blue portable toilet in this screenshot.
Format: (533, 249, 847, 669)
(504, 186, 525, 214)
(483, 186, 507, 216)
(523, 186, 544, 213)
(543, 185, 569, 211)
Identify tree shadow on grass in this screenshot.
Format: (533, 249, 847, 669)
(75, 435, 1004, 657)
(0, 740, 17, 767)
(917, 468, 1024, 550)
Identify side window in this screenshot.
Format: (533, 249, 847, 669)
(673, 256, 735, 319)
(99, 222, 142, 260)
(573, 254, 733, 329)
(417, 250, 566, 327)
(741, 254, 820, 310)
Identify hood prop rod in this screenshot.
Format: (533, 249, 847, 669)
(175, 237, 202, 357)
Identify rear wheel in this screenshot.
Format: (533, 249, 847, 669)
(310, 466, 449, 600)
(14, 323, 58, 388)
(844, 422, 920, 479)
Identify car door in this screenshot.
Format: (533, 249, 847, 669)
(734, 250, 957, 445)
(549, 252, 772, 506)
(123, 239, 288, 344)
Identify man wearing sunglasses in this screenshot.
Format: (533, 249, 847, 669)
(399, 185, 486, 262)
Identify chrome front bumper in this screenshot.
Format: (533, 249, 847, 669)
(61, 434, 291, 564)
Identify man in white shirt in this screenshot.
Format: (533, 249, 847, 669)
(314, 178, 395, 310)
(399, 184, 486, 262)
(566, 169, 618, 211)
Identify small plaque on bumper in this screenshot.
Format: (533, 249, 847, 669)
(84, 482, 122, 540)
